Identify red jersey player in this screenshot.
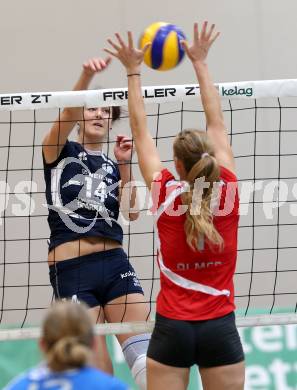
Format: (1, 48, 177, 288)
(106, 21, 245, 390)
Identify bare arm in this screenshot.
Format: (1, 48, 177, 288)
(118, 164, 139, 221)
(42, 57, 111, 164)
(105, 33, 162, 189)
(183, 22, 235, 173)
(114, 135, 139, 221)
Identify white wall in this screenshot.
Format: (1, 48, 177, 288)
(1, 0, 296, 93)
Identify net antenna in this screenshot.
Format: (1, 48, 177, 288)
(1, 79, 297, 341)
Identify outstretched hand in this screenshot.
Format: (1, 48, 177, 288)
(181, 21, 220, 64)
(104, 32, 151, 73)
(82, 57, 112, 76)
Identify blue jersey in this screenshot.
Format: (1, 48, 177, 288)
(4, 364, 128, 390)
(43, 141, 123, 251)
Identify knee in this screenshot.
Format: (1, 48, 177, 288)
(121, 333, 151, 390)
(131, 354, 147, 390)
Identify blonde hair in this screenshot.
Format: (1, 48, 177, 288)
(42, 301, 94, 372)
(173, 129, 223, 251)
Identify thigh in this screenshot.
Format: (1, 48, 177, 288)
(89, 305, 113, 374)
(104, 293, 150, 345)
(147, 357, 190, 390)
(199, 361, 245, 390)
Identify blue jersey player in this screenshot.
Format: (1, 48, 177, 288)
(42, 56, 149, 389)
(4, 301, 127, 390)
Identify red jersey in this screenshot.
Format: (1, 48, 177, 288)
(151, 166, 239, 321)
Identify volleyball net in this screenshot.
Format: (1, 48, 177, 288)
(1, 79, 297, 341)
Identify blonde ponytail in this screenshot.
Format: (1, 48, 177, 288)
(42, 301, 93, 372)
(174, 129, 223, 251)
(46, 336, 90, 372)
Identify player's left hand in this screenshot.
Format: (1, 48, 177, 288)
(114, 134, 134, 163)
(104, 32, 151, 73)
(82, 56, 112, 77)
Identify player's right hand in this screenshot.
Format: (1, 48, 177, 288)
(181, 21, 220, 64)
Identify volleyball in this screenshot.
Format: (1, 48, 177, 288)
(139, 22, 186, 71)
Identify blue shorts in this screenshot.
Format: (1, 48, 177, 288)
(49, 248, 144, 308)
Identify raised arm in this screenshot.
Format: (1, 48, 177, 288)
(42, 57, 111, 164)
(182, 22, 235, 173)
(105, 32, 162, 189)
(114, 134, 139, 221)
